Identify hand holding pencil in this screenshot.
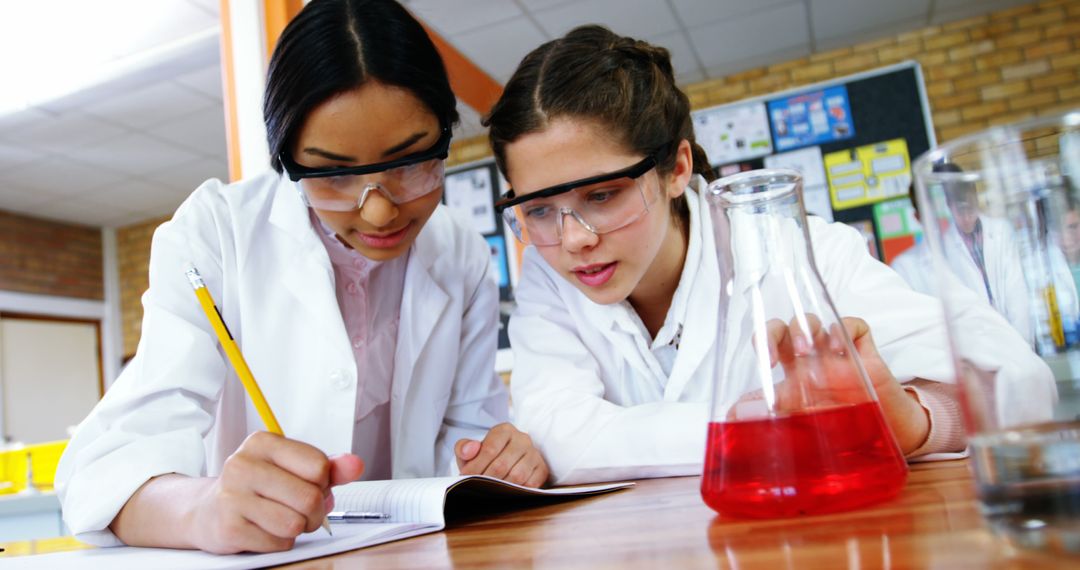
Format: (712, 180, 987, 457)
(183, 264, 364, 553)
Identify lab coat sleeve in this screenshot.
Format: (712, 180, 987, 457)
(810, 218, 1055, 428)
(55, 182, 233, 546)
(509, 248, 707, 486)
(436, 232, 510, 474)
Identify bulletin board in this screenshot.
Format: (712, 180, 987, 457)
(442, 160, 518, 354)
(692, 61, 935, 264)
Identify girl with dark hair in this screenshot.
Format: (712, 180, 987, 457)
(486, 25, 1049, 485)
(56, 0, 546, 554)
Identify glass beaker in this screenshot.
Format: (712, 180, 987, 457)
(913, 111, 1080, 554)
(701, 169, 908, 518)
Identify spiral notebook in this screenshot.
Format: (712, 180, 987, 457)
(10, 476, 632, 569)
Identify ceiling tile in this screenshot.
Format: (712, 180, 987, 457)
(74, 132, 201, 176)
(143, 157, 229, 195)
(814, 16, 926, 52)
(532, 0, 680, 39)
(84, 81, 217, 130)
(32, 28, 221, 116)
(408, 0, 523, 36)
(0, 107, 55, 138)
(98, 2, 218, 60)
(2, 155, 127, 195)
(670, 0, 799, 29)
(704, 45, 813, 80)
(151, 107, 227, 157)
(186, 0, 219, 17)
(811, 0, 930, 42)
(517, 0, 577, 11)
(0, 182, 57, 213)
(0, 142, 43, 169)
(174, 65, 223, 101)
(648, 30, 704, 86)
(28, 197, 141, 228)
(688, 3, 810, 72)
(85, 177, 188, 215)
(7, 112, 128, 154)
(676, 69, 706, 86)
(451, 17, 548, 83)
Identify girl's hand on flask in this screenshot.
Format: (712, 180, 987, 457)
(755, 316, 931, 454)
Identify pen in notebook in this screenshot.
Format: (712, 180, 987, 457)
(328, 511, 392, 522)
(185, 262, 334, 536)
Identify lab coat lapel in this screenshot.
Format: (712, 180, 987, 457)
(391, 237, 450, 447)
(583, 299, 665, 394)
(664, 183, 718, 400)
(267, 176, 350, 359)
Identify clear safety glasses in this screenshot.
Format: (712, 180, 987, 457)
(279, 126, 451, 211)
(495, 156, 660, 246)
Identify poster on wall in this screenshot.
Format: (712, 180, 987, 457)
(873, 198, 922, 265)
(768, 85, 855, 152)
(824, 138, 912, 211)
(485, 235, 510, 288)
(764, 146, 832, 221)
(693, 101, 772, 165)
(444, 166, 497, 234)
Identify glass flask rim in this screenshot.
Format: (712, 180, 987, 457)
(706, 168, 803, 207)
(912, 109, 1079, 187)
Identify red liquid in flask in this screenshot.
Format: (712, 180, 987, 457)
(701, 401, 908, 518)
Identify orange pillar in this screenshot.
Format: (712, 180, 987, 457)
(263, 0, 303, 61)
(420, 23, 503, 116)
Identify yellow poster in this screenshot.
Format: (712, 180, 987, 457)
(824, 138, 912, 210)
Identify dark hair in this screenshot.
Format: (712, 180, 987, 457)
(483, 25, 715, 227)
(934, 162, 977, 204)
(264, 0, 459, 172)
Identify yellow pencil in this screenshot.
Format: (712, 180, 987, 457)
(184, 263, 332, 536)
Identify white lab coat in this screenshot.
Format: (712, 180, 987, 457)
(891, 222, 1079, 347)
(56, 171, 508, 545)
(510, 178, 1055, 485)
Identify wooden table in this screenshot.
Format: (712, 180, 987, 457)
(285, 461, 1074, 569)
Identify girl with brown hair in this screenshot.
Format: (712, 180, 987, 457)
(484, 25, 1047, 485)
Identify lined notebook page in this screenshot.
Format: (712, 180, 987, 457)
(332, 476, 462, 525)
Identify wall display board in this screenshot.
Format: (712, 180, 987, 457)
(708, 62, 934, 263)
(692, 101, 773, 165)
(443, 161, 516, 352)
(824, 138, 912, 210)
(444, 165, 498, 234)
(769, 85, 855, 152)
(873, 198, 922, 265)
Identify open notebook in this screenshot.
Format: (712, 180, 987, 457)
(10, 476, 632, 569)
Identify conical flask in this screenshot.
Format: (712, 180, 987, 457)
(700, 169, 908, 518)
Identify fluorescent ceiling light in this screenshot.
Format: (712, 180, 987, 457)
(0, 0, 218, 115)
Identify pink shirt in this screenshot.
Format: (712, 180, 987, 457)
(312, 213, 407, 480)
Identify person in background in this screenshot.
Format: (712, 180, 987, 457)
(894, 163, 1078, 349)
(56, 0, 546, 554)
(483, 25, 1054, 485)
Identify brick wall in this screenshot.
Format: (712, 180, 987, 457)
(116, 216, 169, 357)
(0, 210, 103, 301)
(447, 0, 1080, 164)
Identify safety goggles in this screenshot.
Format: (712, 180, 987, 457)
(495, 156, 660, 246)
(280, 125, 451, 211)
